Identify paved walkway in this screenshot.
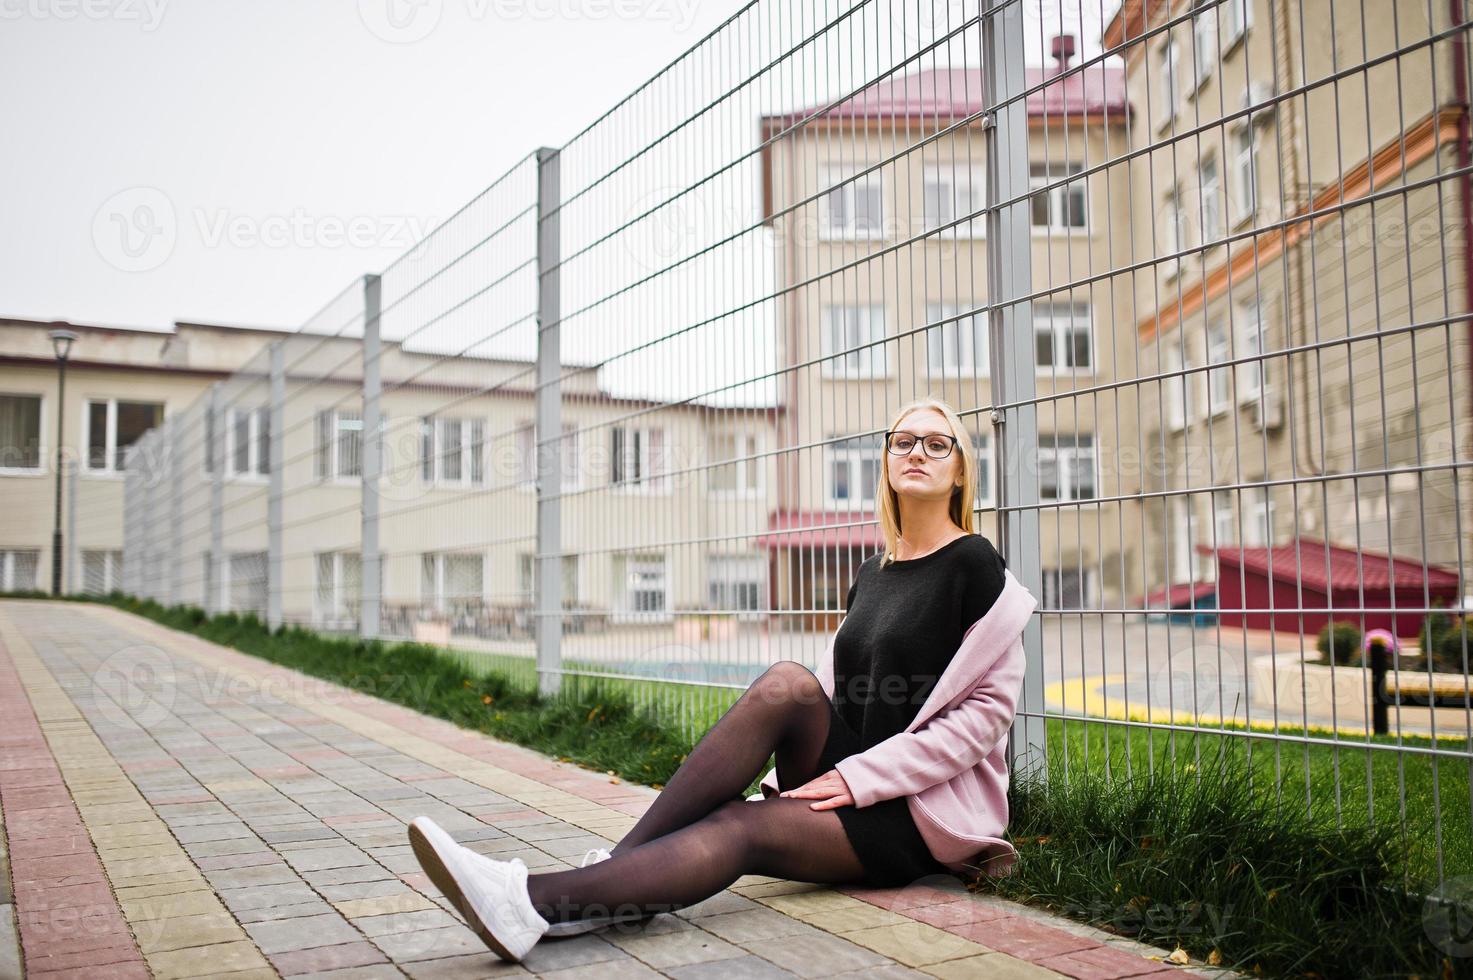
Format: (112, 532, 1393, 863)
(0, 599, 1235, 980)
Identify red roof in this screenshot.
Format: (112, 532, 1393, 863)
(1197, 538, 1461, 592)
(756, 510, 885, 550)
(763, 65, 1128, 128)
(1136, 581, 1216, 609)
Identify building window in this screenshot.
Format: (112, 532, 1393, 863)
(923, 164, 984, 238)
(1170, 497, 1196, 583)
(228, 551, 268, 616)
(85, 399, 163, 472)
(617, 553, 668, 619)
(314, 551, 362, 625)
(821, 304, 889, 377)
(420, 415, 483, 486)
(1042, 568, 1092, 609)
(1207, 321, 1233, 412)
(973, 431, 995, 510)
(1245, 485, 1274, 547)
(0, 549, 40, 591)
(81, 549, 122, 595)
(517, 552, 579, 604)
(1160, 186, 1188, 279)
(819, 164, 884, 239)
(1029, 162, 1087, 231)
(315, 409, 363, 480)
(1232, 125, 1258, 223)
(0, 394, 42, 472)
(825, 432, 882, 508)
(1224, 0, 1250, 46)
(1039, 433, 1097, 502)
(707, 554, 765, 619)
(610, 424, 668, 492)
(1191, 0, 1216, 89)
(926, 303, 988, 377)
(1033, 302, 1093, 372)
(421, 552, 484, 614)
(1236, 301, 1266, 401)
(1157, 37, 1180, 129)
(228, 407, 270, 477)
(1212, 489, 1236, 547)
(516, 420, 580, 491)
(1200, 157, 1221, 245)
(708, 431, 762, 494)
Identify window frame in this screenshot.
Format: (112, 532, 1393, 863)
(1038, 433, 1099, 504)
(818, 164, 885, 241)
(313, 550, 364, 626)
(1163, 342, 1188, 432)
(921, 163, 986, 240)
(0, 391, 44, 475)
(226, 406, 270, 480)
(314, 407, 365, 482)
(83, 397, 164, 475)
(1028, 161, 1089, 234)
(1156, 36, 1181, 131)
(0, 549, 41, 592)
(615, 552, 670, 623)
(420, 550, 486, 615)
(1033, 301, 1095, 375)
(517, 552, 579, 605)
(823, 432, 883, 509)
(1191, 0, 1217, 92)
(1232, 123, 1259, 225)
(820, 304, 889, 378)
(1235, 301, 1267, 402)
(1200, 155, 1222, 247)
(609, 423, 670, 495)
(516, 419, 581, 493)
(1206, 320, 1233, 414)
(925, 302, 990, 378)
(1223, 0, 1251, 49)
(420, 414, 484, 488)
(973, 430, 996, 510)
(707, 431, 764, 497)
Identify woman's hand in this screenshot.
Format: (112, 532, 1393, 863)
(779, 769, 855, 811)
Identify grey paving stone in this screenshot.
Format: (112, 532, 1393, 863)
(244, 911, 364, 954)
(219, 881, 321, 912)
(733, 932, 892, 978)
(351, 908, 460, 937)
(370, 923, 489, 962)
(237, 900, 340, 924)
(665, 954, 802, 979)
(283, 845, 379, 873)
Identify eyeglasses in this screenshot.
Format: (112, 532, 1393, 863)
(884, 430, 958, 459)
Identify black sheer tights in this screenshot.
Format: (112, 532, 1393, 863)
(525, 661, 869, 924)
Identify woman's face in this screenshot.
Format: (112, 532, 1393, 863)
(886, 410, 963, 504)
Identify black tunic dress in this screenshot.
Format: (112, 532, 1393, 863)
(821, 533, 1007, 887)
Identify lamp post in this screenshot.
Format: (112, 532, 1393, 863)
(49, 328, 77, 596)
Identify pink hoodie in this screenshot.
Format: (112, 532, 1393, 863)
(754, 566, 1037, 877)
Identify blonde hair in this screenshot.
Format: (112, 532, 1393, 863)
(875, 397, 978, 568)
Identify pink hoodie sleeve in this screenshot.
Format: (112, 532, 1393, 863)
(831, 635, 1026, 809)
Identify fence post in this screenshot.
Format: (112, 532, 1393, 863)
(984, 0, 1046, 785)
(169, 415, 183, 604)
(66, 449, 78, 594)
(268, 341, 285, 630)
(209, 382, 225, 614)
(361, 274, 383, 640)
(535, 146, 563, 699)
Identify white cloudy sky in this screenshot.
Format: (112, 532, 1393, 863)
(0, 0, 1117, 335)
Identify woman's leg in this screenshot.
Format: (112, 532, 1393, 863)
(610, 660, 834, 855)
(527, 797, 867, 924)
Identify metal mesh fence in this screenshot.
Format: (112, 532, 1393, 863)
(108, 0, 1473, 886)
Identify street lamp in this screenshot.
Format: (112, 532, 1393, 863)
(49, 328, 77, 596)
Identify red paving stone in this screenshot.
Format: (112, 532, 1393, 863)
(953, 914, 1104, 960)
(268, 939, 390, 975)
(0, 638, 149, 979)
(1035, 943, 1186, 979)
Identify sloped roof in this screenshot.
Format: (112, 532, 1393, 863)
(1196, 538, 1461, 592)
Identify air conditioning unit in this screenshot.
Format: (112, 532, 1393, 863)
(1248, 385, 1283, 431)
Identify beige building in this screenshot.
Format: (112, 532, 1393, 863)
(0, 316, 781, 638)
(1105, 0, 1473, 626)
(758, 49, 1142, 623)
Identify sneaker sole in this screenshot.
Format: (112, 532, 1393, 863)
(408, 821, 523, 962)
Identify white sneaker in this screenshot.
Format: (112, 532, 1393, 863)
(408, 816, 550, 962)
